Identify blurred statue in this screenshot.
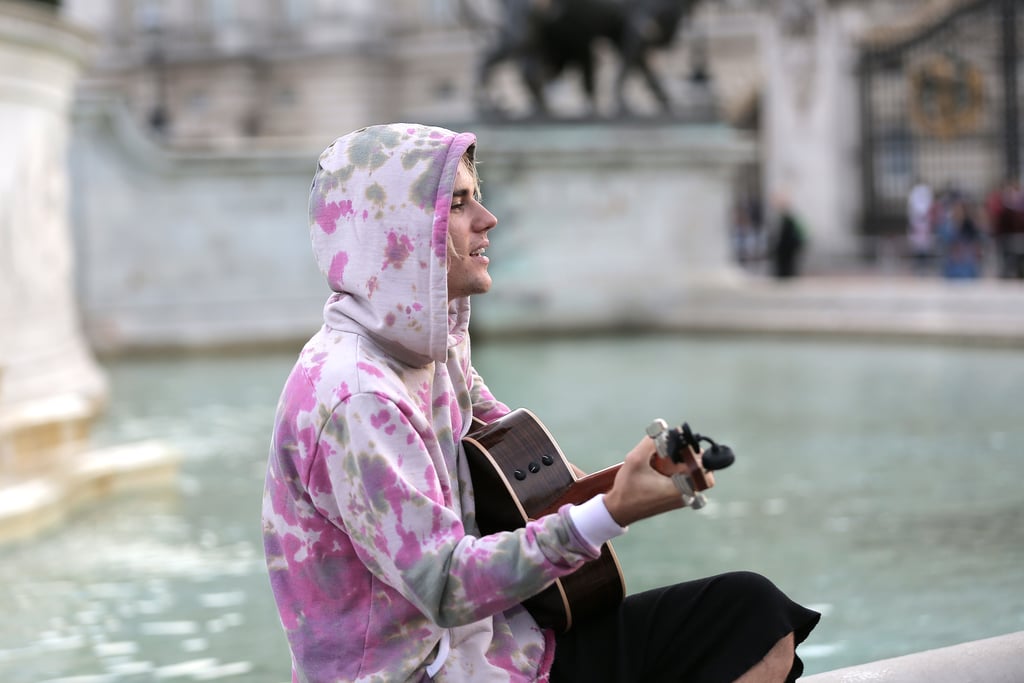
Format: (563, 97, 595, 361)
(464, 0, 705, 118)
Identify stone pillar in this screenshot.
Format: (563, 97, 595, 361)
(762, 0, 863, 268)
(0, 2, 107, 477)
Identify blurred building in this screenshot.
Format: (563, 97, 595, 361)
(61, 0, 483, 148)
(60, 0, 1022, 278)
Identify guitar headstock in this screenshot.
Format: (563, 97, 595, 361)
(645, 419, 736, 509)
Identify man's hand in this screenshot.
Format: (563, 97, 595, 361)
(602, 436, 687, 527)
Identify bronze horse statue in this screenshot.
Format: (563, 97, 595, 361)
(465, 0, 704, 117)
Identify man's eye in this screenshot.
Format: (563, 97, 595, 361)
(451, 202, 464, 211)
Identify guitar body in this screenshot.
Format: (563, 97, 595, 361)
(463, 409, 626, 632)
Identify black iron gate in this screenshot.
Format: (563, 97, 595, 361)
(859, 0, 1022, 237)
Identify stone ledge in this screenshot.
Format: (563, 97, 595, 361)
(473, 277, 1024, 349)
(804, 630, 1024, 682)
(0, 439, 181, 543)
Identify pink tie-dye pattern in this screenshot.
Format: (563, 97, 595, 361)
(315, 197, 350, 234)
(264, 124, 593, 683)
(328, 251, 348, 287)
(395, 526, 423, 567)
(265, 320, 582, 683)
(433, 213, 449, 259)
(370, 409, 390, 429)
(382, 231, 415, 270)
(357, 361, 385, 378)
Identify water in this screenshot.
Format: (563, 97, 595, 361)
(1, 335, 1021, 681)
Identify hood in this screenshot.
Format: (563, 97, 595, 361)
(310, 123, 477, 367)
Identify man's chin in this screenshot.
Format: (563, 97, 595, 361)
(449, 281, 491, 301)
(469, 276, 492, 297)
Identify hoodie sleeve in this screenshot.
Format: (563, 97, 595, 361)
(468, 365, 510, 424)
(306, 392, 600, 628)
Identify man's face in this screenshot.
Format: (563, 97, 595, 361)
(447, 161, 497, 301)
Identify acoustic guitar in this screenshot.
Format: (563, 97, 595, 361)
(463, 408, 734, 632)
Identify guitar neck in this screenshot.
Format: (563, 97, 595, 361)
(535, 464, 622, 518)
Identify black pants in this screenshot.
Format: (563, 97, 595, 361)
(550, 571, 820, 683)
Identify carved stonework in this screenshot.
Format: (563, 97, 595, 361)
(0, 1, 171, 541)
(472, 0, 708, 119)
(0, 1, 106, 465)
(778, 0, 819, 111)
(908, 52, 986, 140)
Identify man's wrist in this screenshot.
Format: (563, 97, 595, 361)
(568, 494, 628, 548)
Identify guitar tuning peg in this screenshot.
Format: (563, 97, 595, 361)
(646, 419, 671, 460)
(645, 419, 668, 439)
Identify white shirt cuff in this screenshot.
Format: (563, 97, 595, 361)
(568, 494, 627, 548)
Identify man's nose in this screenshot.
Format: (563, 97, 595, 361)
(477, 206, 497, 231)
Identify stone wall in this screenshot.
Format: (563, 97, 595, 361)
(468, 122, 755, 334)
(70, 94, 327, 353)
(70, 108, 754, 350)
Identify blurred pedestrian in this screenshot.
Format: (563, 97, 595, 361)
(732, 195, 764, 266)
(907, 179, 934, 274)
(771, 194, 805, 279)
(994, 178, 1024, 279)
(938, 198, 982, 279)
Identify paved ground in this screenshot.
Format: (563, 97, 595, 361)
(663, 274, 1024, 347)
(475, 271, 1024, 348)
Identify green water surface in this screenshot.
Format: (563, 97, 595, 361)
(0, 335, 1021, 681)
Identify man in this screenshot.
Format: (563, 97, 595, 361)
(263, 123, 819, 682)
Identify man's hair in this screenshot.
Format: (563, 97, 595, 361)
(447, 147, 482, 264)
(462, 146, 482, 200)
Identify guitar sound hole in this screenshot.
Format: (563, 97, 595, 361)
(541, 454, 554, 466)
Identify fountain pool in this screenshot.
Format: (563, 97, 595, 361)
(1, 334, 1021, 682)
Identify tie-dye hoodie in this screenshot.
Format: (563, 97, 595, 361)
(262, 124, 603, 682)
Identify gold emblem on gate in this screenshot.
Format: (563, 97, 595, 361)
(908, 53, 985, 140)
